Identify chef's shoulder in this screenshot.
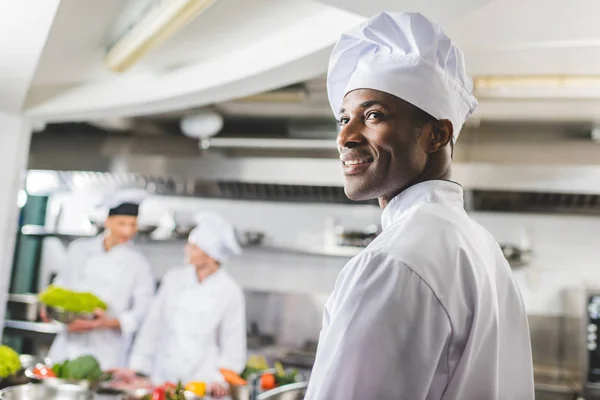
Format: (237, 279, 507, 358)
(65, 236, 99, 254)
(369, 201, 495, 285)
(160, 266, 187, 285)
(219, 270, 244, 299)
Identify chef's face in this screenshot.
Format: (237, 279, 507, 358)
(337, 89, 453, 206)
(105, 215, 138, 244)
(185, 243, 219, 281)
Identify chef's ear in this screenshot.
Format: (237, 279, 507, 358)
(428, 119, 453, 153)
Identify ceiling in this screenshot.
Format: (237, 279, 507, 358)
(6, 0, 600, 123)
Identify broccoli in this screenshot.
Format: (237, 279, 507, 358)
(0, 345, 21, 378)
(53, 355, 103, 383)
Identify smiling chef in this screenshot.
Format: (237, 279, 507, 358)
(304, 12, 534, 400)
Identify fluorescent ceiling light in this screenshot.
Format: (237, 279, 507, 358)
(239, 89, 307, 103)
(105, 0, 216, 73)
(474, 76, 600, 100)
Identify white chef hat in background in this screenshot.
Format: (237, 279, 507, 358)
(100, 188, 148, 216)
(327, 12, 478, 140)
(188, 212, 242, 263)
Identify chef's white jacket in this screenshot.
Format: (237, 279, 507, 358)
(306, 180, 534, 400)
(129, 267, 247, 384)
(48, 235, 156, 370)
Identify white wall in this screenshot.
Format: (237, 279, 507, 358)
(39, 193, 600, 317)
(472, 212, 600, 316)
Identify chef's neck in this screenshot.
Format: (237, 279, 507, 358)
(378, 165, 452, 209)
(103, 234, 128, 252)
(195, 262, 220, 282)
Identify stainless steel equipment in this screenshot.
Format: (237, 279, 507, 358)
(46, 307, 95, 325)
(0, 383, 94, 400)
(230, 369, 307, 400)
(563, 287, 600, 399)
(7, 295, 39, 322)
(18, 356, 48, 371)
(257, 382, 308, 400)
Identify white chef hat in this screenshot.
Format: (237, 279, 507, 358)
(188, 213, 242, 263)
(327, 12, 478, 140)
(101, 188, 148, 216)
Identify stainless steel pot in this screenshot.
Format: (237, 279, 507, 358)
(0, 383, 94, 400)
(229, 384, 251, 400)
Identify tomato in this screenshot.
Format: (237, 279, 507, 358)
(163, 382, 177, 390)
(33, 365, 56, 379)
(261, 374, 277, 391)
(151, 387, 166, 400)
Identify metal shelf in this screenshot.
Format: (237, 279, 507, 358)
(245, 244, 362, 258)
(20, 225, 96, 239)
(19, 225, 366, 257)
(3, 319, 60, 335)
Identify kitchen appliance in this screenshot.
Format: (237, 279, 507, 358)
(563, 287, 600, 399)
(6, 295, 39, 322)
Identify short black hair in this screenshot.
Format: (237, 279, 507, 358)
(411, 106, 437, 128)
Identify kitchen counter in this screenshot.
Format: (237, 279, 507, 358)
(95, 395, 232, 400)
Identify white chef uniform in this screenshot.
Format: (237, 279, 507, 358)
(48, 189, 155, 370)
(305, 12, 534, 400)
(129, 213, 246, 384)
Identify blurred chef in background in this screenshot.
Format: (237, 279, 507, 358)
(44, 188, 156, 370)
(127, 212, 246, 398)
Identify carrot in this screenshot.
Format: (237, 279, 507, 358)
(220, 368, 247, 386)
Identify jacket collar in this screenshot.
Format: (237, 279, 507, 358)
(381, 180, 464, 230)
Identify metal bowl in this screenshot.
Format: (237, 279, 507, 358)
(0, 383, 94, 400)
(24, 367, 91, 390)
(46, 306, 95, 324)
(18, 355, 50, 371)
(257, 382, 308, 400)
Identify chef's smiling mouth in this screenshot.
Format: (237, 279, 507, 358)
(342, 157, 373, 165)
(340, 156, 374, 166)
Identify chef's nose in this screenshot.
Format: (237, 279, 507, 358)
(337, 120, 365, 150)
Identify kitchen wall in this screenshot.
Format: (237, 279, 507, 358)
(41, 192, 600, 314)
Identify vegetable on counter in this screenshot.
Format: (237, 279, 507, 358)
(260, 373, 276, 391)
(151, 387, 165, 400)
(220, 368, 247, 386)
(240, 355, 270, 380)
(32, 365, 56, 379)
(0, 345, 21, 378)
(185, 381, 206, 396)
(141, 381, 186, 400)
(51, 355, 103, 382)
(39, 285, 107, 313)
(273, 362, 298, 387)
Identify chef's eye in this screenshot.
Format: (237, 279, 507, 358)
(339, 117, 350, 126)
(366, 111, 384, 121)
